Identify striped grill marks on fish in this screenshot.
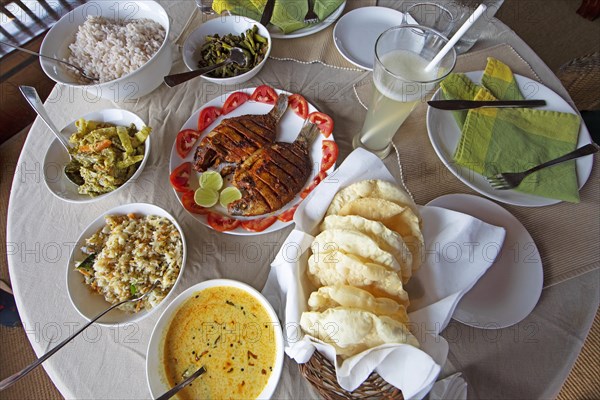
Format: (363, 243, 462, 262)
(193, 94, 288, 172)
(228, 122, 322, 216)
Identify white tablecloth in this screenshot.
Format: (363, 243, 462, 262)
(6, 1, 598, 399)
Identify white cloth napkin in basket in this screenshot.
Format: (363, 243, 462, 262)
(262, 149, 506, 399)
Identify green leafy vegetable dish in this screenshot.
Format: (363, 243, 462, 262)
(198, 25, 268, 78)
(67, 118, 151, 196)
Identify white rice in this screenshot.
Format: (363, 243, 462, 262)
(68, 16, 165, 83)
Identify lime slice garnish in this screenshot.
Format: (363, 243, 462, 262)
(220, 187, 242, 208)
(194, 187, 219, 208)
(199, 171, 223, 191)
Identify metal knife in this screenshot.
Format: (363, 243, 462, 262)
(427, 99, 546, 110)
(260, 0, 276, 26)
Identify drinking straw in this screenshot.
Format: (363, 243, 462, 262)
(424, 3, 488, 72)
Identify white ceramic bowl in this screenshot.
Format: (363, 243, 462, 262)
(183, 16, 271, 85)
(66, 203, 187, 326)
(40, 1, 172, 101)
(43, 108, 150, 203)
(146, 279, 284, 399)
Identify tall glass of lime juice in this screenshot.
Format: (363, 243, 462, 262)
(353, 25, 457, 158)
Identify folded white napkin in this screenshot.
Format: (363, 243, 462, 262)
(262, 149, 506, 399)
(429, 373, 468, 400)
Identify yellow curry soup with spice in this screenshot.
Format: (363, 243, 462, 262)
(163, 286, 277, 399)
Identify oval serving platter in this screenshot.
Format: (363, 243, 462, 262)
(169, 87, 337, 235)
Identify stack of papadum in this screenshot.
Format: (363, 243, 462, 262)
(300, 180, 424, 358)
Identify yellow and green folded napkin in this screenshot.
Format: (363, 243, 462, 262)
(213, 0, 345, 34)
(440, 58, 582, 203)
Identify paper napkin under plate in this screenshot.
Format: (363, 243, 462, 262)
(262, 148, 506, 399)
(440, 58, 581, 202)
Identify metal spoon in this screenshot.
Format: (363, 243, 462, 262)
(0, 40, 98, 82)
(19, 85, 84, 186)
(164, 47, 249, 87)
(0, 280, 161, 391)
(156, 366, 207, 400)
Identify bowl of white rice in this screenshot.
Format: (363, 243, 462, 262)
(40, 1, 172, 101)
(66, 203, 187, 326)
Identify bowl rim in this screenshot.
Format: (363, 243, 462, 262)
(182, 15, 272, 82)
(145, 278, 285, 399)
(40, 0, 172, 87)
(42, 108, 150, 204)
(65, 202, 187, 326)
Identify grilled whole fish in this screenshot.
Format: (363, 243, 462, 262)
(228, 121, 321, 216)
(193, 94, 288, 174)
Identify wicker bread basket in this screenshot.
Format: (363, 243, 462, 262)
(557, 52, 600, 111)
(298, 350, 404, 399)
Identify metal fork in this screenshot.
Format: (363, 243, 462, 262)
(303, 0, 319, 23)
(486, 143, 599, 190)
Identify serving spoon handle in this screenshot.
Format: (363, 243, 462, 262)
(0, 281, 160, 391)
(19, 85, 86, 185)
(0, 41, 97, 81)
(156, 366, 206, 400)
(19, 86, 71, 152)
(164, 59, 231, 87)
(164, 47, 249, 87)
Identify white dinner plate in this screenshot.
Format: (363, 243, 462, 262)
(267, 1, 346, 39)
(66, 203, 187, 326)
(427, 194, 543, 329)
(43, 109, 149, 203)
(332, 6, 405, 70)
(169, 88, 336, 235)
(426, 71, 594, 207)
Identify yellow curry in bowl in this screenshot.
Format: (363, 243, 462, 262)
(163, 286, 278, 399)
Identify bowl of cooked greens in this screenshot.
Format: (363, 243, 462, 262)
(183, 16, 271, 85)
(43, 108, 151, 203)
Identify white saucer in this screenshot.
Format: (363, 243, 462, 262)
(333, 6, 405, 70)
(426, 194, 544, 329)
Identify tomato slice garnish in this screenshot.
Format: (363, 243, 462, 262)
(241, 216, 277, 232)
(207, 212, 241, 232)
(181, 191, 210, 215)
(288, 94, 309, 119)
(222, 91, 250, 115)
(277, 203, 300, 223)
(249, 85, 278, 104)
(308, 111, 334, 137)
(169, 162, 193, 193)
(320, 140, 338, 172)
(198, 106, 222, 132)
(175, 129, 201, 159)
(300, 171, 328, 199)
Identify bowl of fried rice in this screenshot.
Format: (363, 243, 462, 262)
(66, 203, 187, 325)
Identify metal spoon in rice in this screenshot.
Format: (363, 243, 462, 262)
(0, 280, 161, 391)
(19, 85, 84, 186)
(163, 46, 249, 87)
(0, 41, 98, 82)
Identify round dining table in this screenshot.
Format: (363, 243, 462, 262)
(6, 0, 599, 399)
